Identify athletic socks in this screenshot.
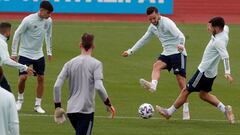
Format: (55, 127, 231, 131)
(167, 105, 177, 115)
(183, 103, 189, 112)
(35, 98, 42, 106)
(217, 102, 226, 113)
(151, 80, 158, 90)
(18, 92, 24, 102)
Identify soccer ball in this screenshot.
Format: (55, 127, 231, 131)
(138, 103, 154, 119)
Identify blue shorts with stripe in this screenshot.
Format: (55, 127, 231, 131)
(18, 56, 45, 76)
(187, 70, 216, 92)
(158, 53, 187, 78)
(67, 112, 94, 135)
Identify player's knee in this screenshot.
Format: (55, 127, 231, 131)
(37, 76, 44, 82)
(19, 75, 28, 82)
(153, 62, 163, 71)
(199, 92, 207, 101)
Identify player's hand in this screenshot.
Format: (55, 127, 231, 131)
(107, 105, 116, 119)
(224, 74, 234, 83)
(10, 56, 17, 61)
(176, 45, 185, 52)
(121, 51, 129, 57)
(48, 55, 52, 62)
(26, 67, 34, 76)
(54, 107, 67, 124)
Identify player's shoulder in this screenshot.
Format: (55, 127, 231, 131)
(46, 17, 53, 23)
(0, 88, 15, 101)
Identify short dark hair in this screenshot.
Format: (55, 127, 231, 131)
(146, 6, 158, 15)
(0, 22, 11, 34)
(40, 1, 54, 12)
(209, 17, 225, 29)
(81, 33, 94, 51)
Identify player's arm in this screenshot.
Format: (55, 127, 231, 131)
(167, 19, 186, 52)
(45, 19, 53, 61)
(8, 94, 20, 135)
(122, 26, 153, 57)
(215, 40, 233, 82)
(11, 18, 28, 60)
(53, 63, 68, 124)
(94, 63, 116, 118)
(0, 44, 32, 73)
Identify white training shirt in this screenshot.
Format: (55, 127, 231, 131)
(12, 12, 52, 60)
(0, 87, 20, 135)
(0, 34, 27, 72)
(129, 16, 186, 56)
(198, 25, 230, 78)
(54, 55, 109, 114)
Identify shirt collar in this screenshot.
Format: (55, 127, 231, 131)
(0, 34, 7, 41)
(36, 12, 44, 21)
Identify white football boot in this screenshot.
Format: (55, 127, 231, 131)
(16, 99, 23, 111)
(225, 105, 235, 124)
(34, 105, 46, 114)
(139, 78, 156, 92)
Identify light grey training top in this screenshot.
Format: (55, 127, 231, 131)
(198, 25, 231, 78)
(128, 16, 186, 56)
(54, 55, 109, 114)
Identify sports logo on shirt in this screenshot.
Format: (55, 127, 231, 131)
(44, 23, 48, 29)
(34, 25, 37, 29)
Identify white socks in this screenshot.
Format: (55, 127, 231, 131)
(35, 98, 42, 106)
(217, 102, 226, 113)
(167, 105, 177, 115)
(18, 92, 24, 102)
(151, 80, 158, 90)
(183, 103, 189, 112)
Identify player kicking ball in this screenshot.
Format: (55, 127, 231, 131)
(122, 6, 190, 120)
(156, 17, 235, 124)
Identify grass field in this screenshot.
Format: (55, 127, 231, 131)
(3, 21, 240, 135)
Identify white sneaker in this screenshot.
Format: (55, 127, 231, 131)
(139, 78, 155, 92)
(34, 106, 46, 114)
(225, 105, 235, 124)
(16, 100, 23, 111)
(182, 110, 190, 120)
(156, 105, 171, 119)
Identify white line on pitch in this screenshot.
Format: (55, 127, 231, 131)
(19, 113, 238, 123)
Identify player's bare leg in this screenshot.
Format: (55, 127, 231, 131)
(199, 91, 235, 124)
(34, 75, 45, 113)
(176, 74, 190, 120)
(16, 75, 28, 111)
(140, 60, 166, 92)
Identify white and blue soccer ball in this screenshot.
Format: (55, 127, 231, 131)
(138, 103, 154, 119)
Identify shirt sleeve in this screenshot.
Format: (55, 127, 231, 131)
(166, 18, 185, 45)
(129, 26, 153, 55)
(45, 19, 52, 56)
(214, 40, 231, 74)
(0, 43, 27, 72)
(95, 80, 109, 103)
(94, 62, 103, 81)
(54, 63, 69, 103)
(8, 94, 20, 135)
(12, 18, 29, 56)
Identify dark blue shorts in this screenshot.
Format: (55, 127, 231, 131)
(68, 112, 94, 135)
(18, 56, 45, 76)
(158, 53, 187, 78)
(187, 70, 216, 92)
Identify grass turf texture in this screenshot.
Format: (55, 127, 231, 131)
(3, 21, 240, 135)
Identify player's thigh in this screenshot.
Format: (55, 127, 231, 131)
(33, 57, 45, 75)
(153, 60, 167, 70)
(18, 56, 33, 75)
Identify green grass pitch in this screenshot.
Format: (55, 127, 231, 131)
(3, 21, 240, 135)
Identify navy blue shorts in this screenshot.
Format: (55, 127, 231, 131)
(68, 112, 94, 135)
(18, 56, 45, 76)
(187, 70, 216, 92)
(158, 53, 187, 78)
